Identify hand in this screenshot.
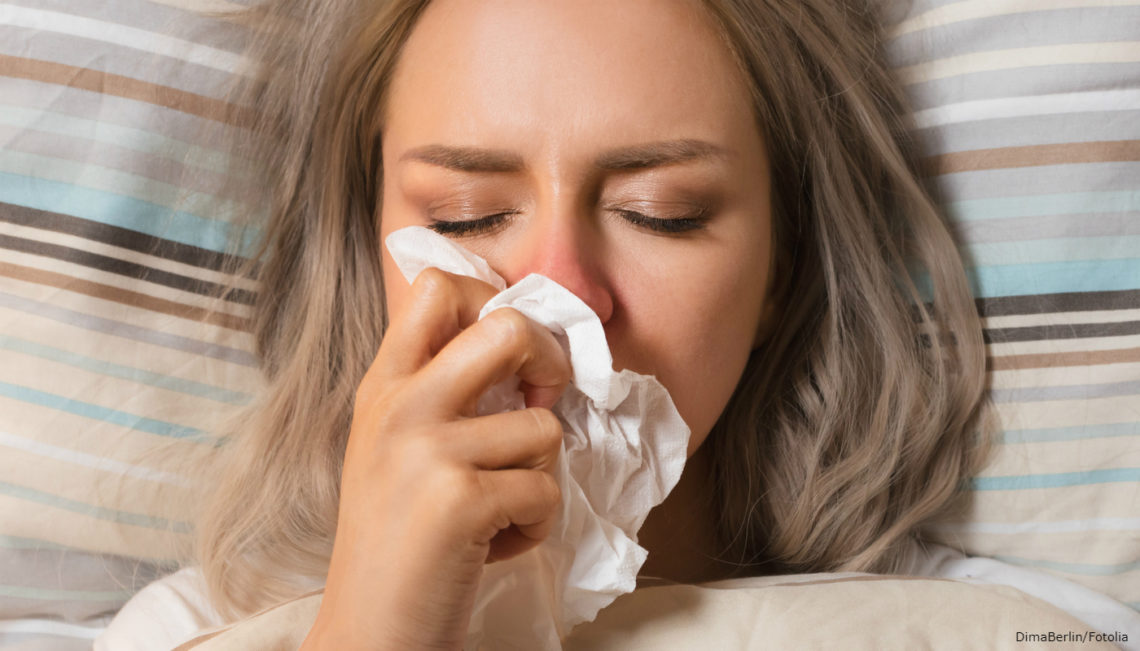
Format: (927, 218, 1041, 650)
(301, 269, 571, 650)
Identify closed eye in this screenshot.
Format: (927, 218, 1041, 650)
(426, 206, 711, 237)
(427, 211, 516, 237)
(614, 208, 710, 233)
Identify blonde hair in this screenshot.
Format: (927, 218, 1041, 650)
(186, 0, 992, 621)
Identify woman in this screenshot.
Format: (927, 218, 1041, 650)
(99, 0, 997, 647)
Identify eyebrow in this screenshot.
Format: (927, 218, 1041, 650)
(399, 139, 730, 173)
(595, 139, 731, 170)
(400, 145, 524, 173)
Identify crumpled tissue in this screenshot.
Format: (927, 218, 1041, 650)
(384, 226, 691, 650)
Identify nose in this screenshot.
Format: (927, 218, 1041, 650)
(499, 205, 615, 323)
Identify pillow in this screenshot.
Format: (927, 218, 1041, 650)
(0, 0, 255, 648)
(884, 0, 1140, 610)
(168, 575, 1121, 650)
(0, 0, 1137, 648)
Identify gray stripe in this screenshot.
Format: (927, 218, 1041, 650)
(957, 212, 1140, 245)
(0, 202, 249, 274)
(978, 289, 1140, 317)
(901, 63, 1140, 110)
(930, 162, 1140, 202)
(0, 123, 235, 200)
(908, 0, 985, 10)
(887, 7, 1140, 68)
(0, 26, 239, 101)
(2, 77, 242, 149)
(0, 633, 100, 649)
(0, 547, 168, 591)
(3, 0, 249, 54)
(0, 291, 258, 366)
(915, 111, 1140, 158)
(0, 232, 256, 306)
(985, 320, 1140, 344)
(886, 0, 971, 24)
(990, 379, 1140, 404)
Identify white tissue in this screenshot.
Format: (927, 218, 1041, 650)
(384, 226, 691, 650)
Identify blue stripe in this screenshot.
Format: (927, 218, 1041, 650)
(0, 381, 209, 441)
(0, 481, 190, 533)
(0, 585, 135, 601)
(0, 172, 260, 254)
(992, 554, 1140, 577)
(945, 191, 1140, 222)
(990, 380, 1140, 404)
(967, 258, 1140, 297)
(1002, 422, 1140, 444)
(1127, 602, 1140, 612)
(0, 335, 250, 405)
(0, 534, 70, 551)
(968, 236, 1140, 267)
(972, 468, 1140, 491)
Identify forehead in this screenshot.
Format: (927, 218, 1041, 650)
(384, 0, 757, 155)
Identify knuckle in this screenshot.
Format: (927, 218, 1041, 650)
(529, 408, 564, 451)
(483, 308, 531, 350)
(537, 472, 562, 510)
(409, 267, 455, 304)
(424, 463, 476, 514)
(473, 473, 512, 531)
(556, 349, 572, 379)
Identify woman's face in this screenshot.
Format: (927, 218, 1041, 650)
(379, 0, 774, 455)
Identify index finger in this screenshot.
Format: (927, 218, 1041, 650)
(374, 268, 501, 379)
(411, 306, 571, 416)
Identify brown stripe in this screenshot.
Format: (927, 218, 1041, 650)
(977, 290, 1140, 317)
(989, 347, 1140, 371)
(0, 260, 250, 332)
(924, 140, 1140, 176)
(1, 202, 251, 274)
(0, 233, 255, 305)
(0, 55, 251, 126)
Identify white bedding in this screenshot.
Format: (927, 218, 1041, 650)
(94, 543, 1140, 650)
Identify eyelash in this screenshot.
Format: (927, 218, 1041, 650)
(427, 208, 709, 237)
(428, 211, 516, 237)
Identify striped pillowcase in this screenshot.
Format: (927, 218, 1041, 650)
(0, 0, 1137, 648)
(885, 0, 1140, 612)
(0, 0, 257, 648)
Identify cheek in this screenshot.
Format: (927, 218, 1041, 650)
(608, 257, 767, 457)
(664, 295, 760, 456)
